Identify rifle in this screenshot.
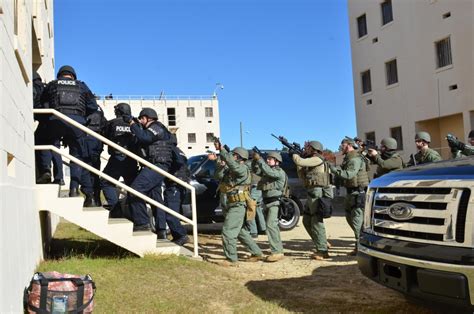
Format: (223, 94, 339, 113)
(212, 136, 230, 152)
(271, 134, 304, 156)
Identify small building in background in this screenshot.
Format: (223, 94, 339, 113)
(98, 95, 221, 157)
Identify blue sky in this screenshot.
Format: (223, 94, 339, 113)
(54, 0, 356, 152)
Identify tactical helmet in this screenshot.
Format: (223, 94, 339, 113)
(232, 147, 249, 160)
(114, 103, 131, 117)
(381, 137, 397, 150)
(469, 130, 474, 139)
(57, 65, 77, 80)
(267, 151, 283, 163)
(308, 140, 323, 152)
(415, 131, 431, 143)
(138, 108, 158, 120)
(341, 137, 356, 146)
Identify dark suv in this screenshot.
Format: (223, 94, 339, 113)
(181, 151, 304, 231)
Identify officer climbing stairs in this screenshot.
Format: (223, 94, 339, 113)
(33, 109, 199, 259)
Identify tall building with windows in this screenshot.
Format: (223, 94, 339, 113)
(348, 0, 473, 159)
(97, 96, 220, 156)
(1, 1, 56, 311)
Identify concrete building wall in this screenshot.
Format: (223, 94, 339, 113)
(0, 0, 55, 311)
(348, 0, 473, 159)
(97, 97, 221, 157)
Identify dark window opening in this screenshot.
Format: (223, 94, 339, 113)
(390, 126, 403, 150)
(385, 59, 398, 85)
(381, 0, 393, 25)
(361, 70, 372, 94)
(435, 37, 452, 68)
(167, 108, 176, 126)
(357, 14, 368, 38)
(449, 84, 458, 90)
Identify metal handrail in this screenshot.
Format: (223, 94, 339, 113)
(33, 108, 198, 258)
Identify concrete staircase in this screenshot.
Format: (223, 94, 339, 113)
(35, 184, 192, 257)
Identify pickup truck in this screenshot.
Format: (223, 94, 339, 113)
(357, 157, 474, 309)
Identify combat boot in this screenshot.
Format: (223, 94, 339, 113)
(157, 230, 168, 240)
(265, 253, 284, 262)
(69, 188, 80, 197)
(246, 255, 264, 262)
(36, 172, 51, 184)
(312, 251, 330, 260)
(83, 193, 98, 207)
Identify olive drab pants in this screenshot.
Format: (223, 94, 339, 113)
(264, 202, 283, 254)
(344, 191, 365, 242)
(303, 187, 331, 253)
(222, 201, 263, 262)
(247, 187, 266, 235)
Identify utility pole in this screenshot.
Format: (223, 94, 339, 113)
(240, 121, 243, 147)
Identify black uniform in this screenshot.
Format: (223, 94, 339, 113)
(128, 120, 173, 229)
(101, 117, 138, 210)
(37, 76, 98, 199)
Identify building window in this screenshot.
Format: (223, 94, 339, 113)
(381, 0, 393, 25)
(385, 59, 398, 86)
(361, 70, 372, 94)
(435, 37, 452, 68)
(205, 107, 213, 118)
(206, 133, 215, 143)
(365, 132, 376, 145)
(186, 107, 195, 118)
(167, 108, 176, 126)
(188, 133, 196, 143)
(390, 126, 403, 150)
(357, 14, 368, 38)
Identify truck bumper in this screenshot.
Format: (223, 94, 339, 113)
(359, 244, 474, 307)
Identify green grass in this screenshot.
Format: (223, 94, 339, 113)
(38, 222, 286, 313)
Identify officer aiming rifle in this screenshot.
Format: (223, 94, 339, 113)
(271, 134, 304, 156)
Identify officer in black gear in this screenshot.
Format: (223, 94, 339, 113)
(101, 103, 138, 212)
(156, 134, 189, 244)
(82, 107, 107, 205)
(124, 107, 173, 231)
(37, 65, 99, 207)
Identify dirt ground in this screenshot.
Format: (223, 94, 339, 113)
(186, 213, 434, 313)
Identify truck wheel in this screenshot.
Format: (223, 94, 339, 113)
(278, 196, 300, 231)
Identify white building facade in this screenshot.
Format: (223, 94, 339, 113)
(0, 0, 55, 311)
(348, 0, 473, 159)
(98, 96, 221, 157)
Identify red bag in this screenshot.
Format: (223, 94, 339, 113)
(24, 272, 96, 313)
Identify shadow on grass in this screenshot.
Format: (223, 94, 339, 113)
(245, 264, 435, 313)
(47, 222, 136, 259)
(48, 238, 135, 259)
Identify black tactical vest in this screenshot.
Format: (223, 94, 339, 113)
(86, 110, 107, 133)
(106, 118, 134, 157)
(147, 121, 173, 165)
(49, 79, 87, 116)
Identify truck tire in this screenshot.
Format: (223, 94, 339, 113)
(278, 196, 300, 231)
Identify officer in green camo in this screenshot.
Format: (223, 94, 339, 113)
(367, 137, 404, 178)
(446, 130, 474, 158)
(252, 151, 286, 262)
(246, 171, 267, 238)
(329, 137, 369, 256)
(209, 143, 263, 266)
(407, 132, 442, 166)
(292, 141, 333, 260)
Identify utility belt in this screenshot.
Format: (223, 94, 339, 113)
(346, 186, 367, 194)
(305, 179, 329, 188)
(57, 108, 85, 116)
(263, 196, 281, 205)
(227, 189, 250, 204)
